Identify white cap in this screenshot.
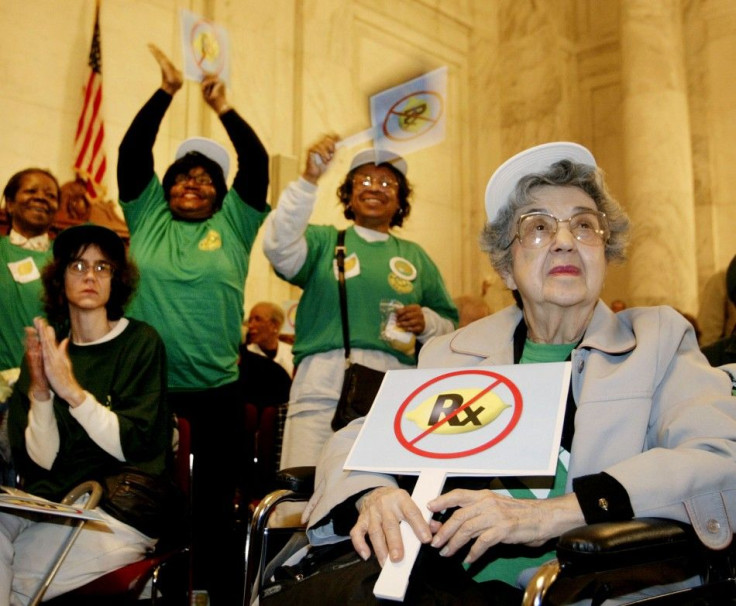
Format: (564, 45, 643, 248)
(349, 148, 408, 176)
(484, 142, 596, 223)
(175, 137, 230, 181)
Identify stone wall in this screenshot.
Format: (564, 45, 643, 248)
(1, 0, 734, 316)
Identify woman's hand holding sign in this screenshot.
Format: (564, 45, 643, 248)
(350, 485, 584, 567)
(427, 490, 584, 564)
(351, 486, 432, 565)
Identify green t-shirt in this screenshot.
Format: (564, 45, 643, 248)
(122, 176, 268, 390)
(0, 237, 51, 370)
(470, 338, 576, 586)
(285, 226, 458, 366)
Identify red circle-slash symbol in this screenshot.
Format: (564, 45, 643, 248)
(382, 91, 444, 142)
(393, 369, 522, 459)
(189, 20, 226, 76)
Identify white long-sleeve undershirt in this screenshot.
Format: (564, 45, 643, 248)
(24, 321, 129, 469)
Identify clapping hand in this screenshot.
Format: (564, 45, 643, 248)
(25, 318, 85, 407)
(148, 43, 183, 96)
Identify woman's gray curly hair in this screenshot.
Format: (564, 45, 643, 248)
(480, 159, 630, 280)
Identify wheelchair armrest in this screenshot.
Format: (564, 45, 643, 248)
(555, 517, 695, 575)
(275, 466, 316, 495)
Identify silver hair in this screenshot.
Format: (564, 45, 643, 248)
(480, 159, 630, 280)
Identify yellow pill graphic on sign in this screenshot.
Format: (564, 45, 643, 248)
(405, 389, 511, 435)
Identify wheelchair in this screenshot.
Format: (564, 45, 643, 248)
(244, 467, 736, 605)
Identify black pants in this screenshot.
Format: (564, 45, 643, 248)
(261, 541, 524, 605)
(171, 381, 247, 606)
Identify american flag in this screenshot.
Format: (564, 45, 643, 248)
(73, 4, 107, 201)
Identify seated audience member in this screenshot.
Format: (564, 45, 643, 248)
(246, 301, 294, 376)
(0, 168, 61, 484)
(697, 254, 736, 346)
(263, 136, 458, 470)
(278, 143, 736, 605)
(453, 294, 491, 327)
(117, 44, 269, 603)
(3, 224, 173, 604)
(702, 255, 736, 372)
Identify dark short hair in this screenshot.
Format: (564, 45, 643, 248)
(42, 227, 138, 328)
(161, 152, 227, 214)
(336, 164, 412, 228)
(3, 168, 60, 207)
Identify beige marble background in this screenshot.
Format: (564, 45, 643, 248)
(1, 0, 735, 316)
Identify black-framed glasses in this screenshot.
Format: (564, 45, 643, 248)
(67, 260, 114, 278)
(173, 172, 213, 186)
(353, 174, 398, 191)
(511, 210, 609, 249)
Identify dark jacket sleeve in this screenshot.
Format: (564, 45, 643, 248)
(219, 109, 269, 212)
(117, 89, 173, 201)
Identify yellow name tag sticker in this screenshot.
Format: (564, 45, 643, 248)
(198, 229, 222, 251)
(332, 253, 361, 279)
(7, 257, 41, 284)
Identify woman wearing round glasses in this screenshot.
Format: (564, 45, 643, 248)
(2, 224, 173, 601)
(263, 135, 458, 471)
(118, 45, 269, 602)
(294, 143, 736, 604)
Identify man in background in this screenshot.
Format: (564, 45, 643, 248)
(245, 301, 294, 377)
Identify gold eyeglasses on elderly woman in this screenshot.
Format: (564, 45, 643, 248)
(509, 209, 609, 249)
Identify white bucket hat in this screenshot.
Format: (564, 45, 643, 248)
(484, 142, 596, 223)
(349, 148, 408, 176)
(175, 137, 230, 181)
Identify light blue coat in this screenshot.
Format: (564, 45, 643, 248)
(307, 302, 736, 551)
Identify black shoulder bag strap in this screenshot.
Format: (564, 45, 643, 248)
(335, 230, 351, 366)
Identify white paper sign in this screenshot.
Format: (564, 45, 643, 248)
(179, 9, 231, 85)
(370, 66, 447, 156)
(0, 487, 106, 522)
(345, 362, 571, 476)
(345, 362, 571, 601)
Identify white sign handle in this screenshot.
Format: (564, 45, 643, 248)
(373, 469, 447, 601)
(335, 128, 374, 150)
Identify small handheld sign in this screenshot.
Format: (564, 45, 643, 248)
(335, 66, 448, 154)
(179, 9, 231, 85)
(344, 362, 571, 601)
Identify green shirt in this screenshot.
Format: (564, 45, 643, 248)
(286, 226, 458, 366)
(0, 238, 51, 370)
(122, 176, 268, 390)
(471, 338, 576, 586)
(9, 319, 170, 502)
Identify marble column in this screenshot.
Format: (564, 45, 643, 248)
(620, 0, 698, 312)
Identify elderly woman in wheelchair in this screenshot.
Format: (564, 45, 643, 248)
(259, 143, 736, 605)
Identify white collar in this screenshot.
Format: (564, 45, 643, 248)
(72, 318, 129, 346)
(8, 229, 51, 252)
(353, 224, 390, 242)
